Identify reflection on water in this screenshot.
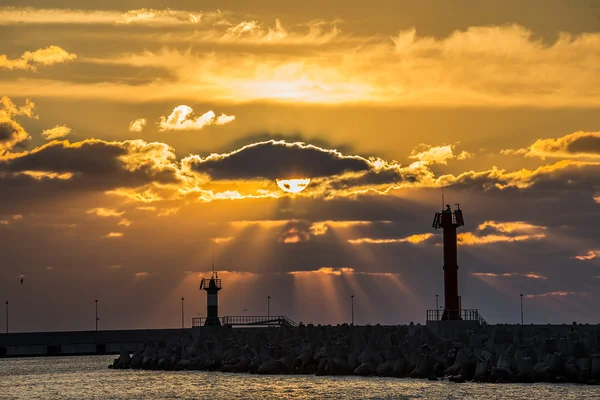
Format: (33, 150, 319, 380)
(0, 356, 598, 400)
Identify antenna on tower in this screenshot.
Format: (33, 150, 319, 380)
(441, 184, 445, 210)
(212, 249, 215, 277)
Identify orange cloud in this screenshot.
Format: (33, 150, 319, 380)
(41, 125, 72, 140)
(0, 46, 76, 71)
(573, 250, 599, 261)
(87, 208, 124, 217)
(104, 232, 124, 238)
(458, 220, 546, 245)
(503, 131, 600, 160)
(128, 118, 146, 132)
(348, 233, 433, 245)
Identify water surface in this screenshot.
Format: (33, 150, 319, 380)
(0, 356, 598, 399)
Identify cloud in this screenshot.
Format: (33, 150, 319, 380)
(0, 46, 76, 71)
(0, 97, 35, 153)
(503, 132, 600, 160)
(525, 291, 589, 299)
(573, 250, 599, 261)
(348, 233, 433, 245)
(87, 208, 124, 217)
(185, 140, 373, 180)
(41, 125, 72, 140)
(0, 8, 220, 26)
(104, 232, 124, 238)
(118, 218, 131, 227)
(9, 24, 600, 108)
(471, 272, 548, 280)
(280, 226, 311, 244)
(158, 106, 235, 131)
(458, 220, 546, 245)
(409, 144, 472, 165)
(457, 221, 546, 246)
(0, 138, 180, 205)
(211, 237, 233, 244)
(288, 267, 398, 277)
(129, 119, 147, 132)
(594, 196, 600, 204)
(309, 220, 380, 236)
(45, 266, 54, 271)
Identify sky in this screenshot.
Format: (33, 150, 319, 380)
(1, 1, 599, 332)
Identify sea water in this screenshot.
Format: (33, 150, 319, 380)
(0, 356, 599, 399)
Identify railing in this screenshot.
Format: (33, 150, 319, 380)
(192, 316, 298, 328)
(426, 309, 487, 326)
(199, 278, 221, 290)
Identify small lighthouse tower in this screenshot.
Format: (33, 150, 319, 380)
(199, 253, 222, 326)
(432, 203, 465, 320)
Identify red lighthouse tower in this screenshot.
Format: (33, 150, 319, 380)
(432, 203, 465, 320)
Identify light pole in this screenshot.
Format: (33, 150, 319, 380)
(181, 297, 185, 329)
(95, 300, 98, 331)
(520, 294, 524, 326)
(5, 301, 8, 334)
(436, 294, 439, 321)
(351, 295, 354, 326)
(267, 296, 270, 320)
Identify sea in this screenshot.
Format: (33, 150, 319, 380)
(0, 356, 599, 399)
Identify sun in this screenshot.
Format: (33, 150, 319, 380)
(276, 178, 311, 193)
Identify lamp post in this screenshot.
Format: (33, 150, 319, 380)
(5, 301, 8, 334)
(267, 296, 270, 320)
(351, 295, 354, 326)
(181, 297, 185, 329)
(520, 294, 524, 326)
(95, 300, 98, 331)
(436, 294, 439, 321)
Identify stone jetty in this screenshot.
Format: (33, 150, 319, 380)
(109, 323, 600, 384)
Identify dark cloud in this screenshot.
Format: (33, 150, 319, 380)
(0, 139, 178, 206)
(187, 140, 372, 180)
(567, 135, 600, 154)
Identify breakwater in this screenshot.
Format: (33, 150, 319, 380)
(110, 323, 600, 384)
(0, 329, 191, 357)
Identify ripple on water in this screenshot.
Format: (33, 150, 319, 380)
(0, 356, 599, 400)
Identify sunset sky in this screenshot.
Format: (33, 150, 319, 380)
(1, 0, 599, 331)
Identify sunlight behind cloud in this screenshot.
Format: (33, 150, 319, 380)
(276, 178, 310, 193)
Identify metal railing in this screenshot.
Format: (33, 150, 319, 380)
(192, 316, 298, 328)
(199, 278, 221, 290)
(426, 309, 487, 326)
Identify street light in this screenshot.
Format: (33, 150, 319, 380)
(436, 294, 439, 321)
(267, 296, 270, 319)
(95, 300, 98, 331)
(351, 295, 354, 326)
(181, 297, 185, 329)
(5, 301, 8, 334)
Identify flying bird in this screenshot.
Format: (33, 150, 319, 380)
(20, 278, 23, 284)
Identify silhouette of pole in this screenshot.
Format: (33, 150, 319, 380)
(181, 297, 185, 329)
(436, 294, 439, 321)
(267, 296, 270, 319)
(520, 294, 524, 326)
(5, 301, 8, 334)
(95, 300, 98, 331)
(351, 295, 354, 326)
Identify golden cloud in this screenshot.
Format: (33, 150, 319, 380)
(105, 232, 124, 238)
(503, 132, 600, 160)
(87, 208, 124, 217)
(128, 118, 147, 132)
(0, 45, 76, 71)
(0, 8, 220, 26)
(41, 125, 72, 140)
(348, 233, 433, 245)
(458, 220, 546, 245)
(7, 24, 600, 108)
(158, 106, 235, 131)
